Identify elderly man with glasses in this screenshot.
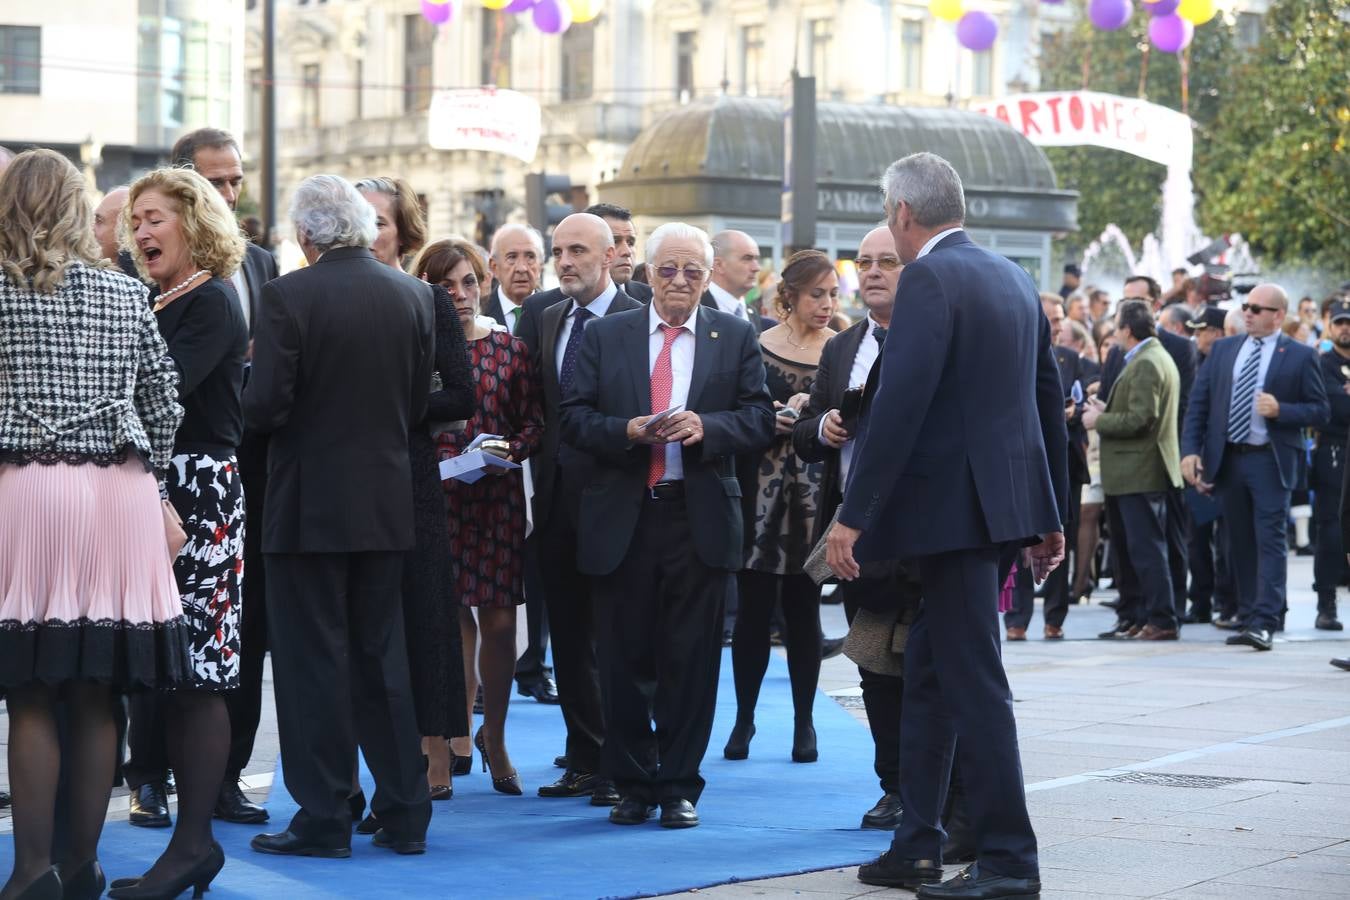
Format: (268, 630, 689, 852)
(1182, 284, 1329, 651)
(561, 222, 774, 829)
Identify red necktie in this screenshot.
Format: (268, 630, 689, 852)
(648, 323, 681, 488)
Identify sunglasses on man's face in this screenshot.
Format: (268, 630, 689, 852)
(1241, 304, 1280, 314)
(855, 256, 901, 272)
(654, 265, 707, 282)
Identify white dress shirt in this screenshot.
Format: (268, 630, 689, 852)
(555, 279, 618, 378)
(229, 268, 251, 330)
(818, 314, 885, 485)
(1230, 333, 1279, 445)
(707, 281, 750, 321)
(496, 285, 522, 334)
(916, 227, 965, 260)
(648, 303, 697, 482)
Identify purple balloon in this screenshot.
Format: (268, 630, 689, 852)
(420, 0, 451, 26)
(1149, 12, 1194, 52)
(532, 0, 571, 33)
(504, 0, 535, 12)
(956, 11, 999, 52)
(1143, 0, 1179, 15)
(1088, 0, 1133, 30)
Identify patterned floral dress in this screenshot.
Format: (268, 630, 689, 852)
(438, 329, 543, 608)
(743, 348, 824, 575)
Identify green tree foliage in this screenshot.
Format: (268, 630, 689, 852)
(1200, 0, 1350, 270)
(1038, 2, 1235, 251)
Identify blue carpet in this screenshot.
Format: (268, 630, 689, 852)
(6, 650, 889, 898)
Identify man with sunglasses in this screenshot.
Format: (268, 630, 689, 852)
(1182, 284, 1328, 650)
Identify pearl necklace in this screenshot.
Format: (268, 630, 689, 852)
(153, 269, 210, 312)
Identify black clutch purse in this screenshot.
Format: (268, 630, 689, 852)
(839, 386, 864, 432)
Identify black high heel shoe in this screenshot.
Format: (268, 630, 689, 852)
(792, 720, 818, 763)
(13, 868, 61, 900)
(58, 859, 106, 900)
(474, 727, 522, 796)
(107, 842, 224, 900)
(451, 748, 473, 777)
(723, 720, 755, 760)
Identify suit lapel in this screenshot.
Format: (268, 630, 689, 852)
(1263, 334, 1290, 391)
(686, 307, 718, 411)
(831, 322, 867, 408)
(541, 299, 567, 405)
(627, 312, 653, 416)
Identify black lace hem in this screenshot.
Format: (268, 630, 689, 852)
(0, 617, 194, 694)
(0, 445, 152, 472)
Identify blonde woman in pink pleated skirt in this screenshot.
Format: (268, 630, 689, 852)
(0, 150, 188, 900)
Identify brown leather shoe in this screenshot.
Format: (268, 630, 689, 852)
(1044, 625, 1064, 640)
(1137, 624, 1179, 640)
(1125, 625, 1144, 638)
(1005, 627, 1027, 641)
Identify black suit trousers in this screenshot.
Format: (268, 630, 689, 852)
(514, 537, 550, 684)
(593, 496, 725, 806)
(1006, 476, 1080, 630)
(537, 485, 606, 775)
(1312, 442, 1347, 603)
(890, 545, 1038, 879)
(840, 578, 903, 796)
(226, 428, 269, 779)
(1112, 493, 1179, 631)
(122, 693, 168, 790)
(1164, 487, 1189, 622)
(265, 551, 431, 844)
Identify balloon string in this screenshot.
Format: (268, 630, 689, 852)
(1180, 45, 1190, 115)
(1137, 43, 1150, 99)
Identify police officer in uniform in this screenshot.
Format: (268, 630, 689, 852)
(1312, 299, 1350, 630)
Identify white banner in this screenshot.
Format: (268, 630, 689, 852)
(970, 90, 1193, 170)
(427, 88, 541, 164)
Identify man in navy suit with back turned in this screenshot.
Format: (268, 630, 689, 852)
(1182, 283, 1328, 650)
(828, 153, 1068, 899)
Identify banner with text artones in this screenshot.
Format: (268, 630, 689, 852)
(970, 91, 1193, 170)
(428, 88, 542, 164)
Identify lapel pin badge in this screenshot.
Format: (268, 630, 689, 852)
(710, 331, 719, 339)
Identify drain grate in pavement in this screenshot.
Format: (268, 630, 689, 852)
(1107, 771, 1250, 789)
(831, 694, 866, 710)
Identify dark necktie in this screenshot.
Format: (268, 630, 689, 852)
(1227, 337, 1264, 444)
(558, 307, 594, 398)
(872, 325, 887, 347)
(509, 306, 522, 334)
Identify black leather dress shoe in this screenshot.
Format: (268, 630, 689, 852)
(348, 790, 366, 823)
(128, 782, 171, 829)
(355, 813, 380, 835)
(659, 798, 699, 829)
(1315, 613, 1344, 631)
(860, 793, 903, 830)
(372, 828, 426, 855)
(942, 831, 977, 864)
(538, 770, 599, 798)
(609, 797, 653, 825)
(0, 789, 9, 808)
(1331, 657, 1350, 671)
(821, 636, 846, 659)
(250, 830, 351, 858)
(916, 863, 1041, 899)
(214, 781, 269, 824)
(589, 779, 620, 807)
(1212, 615, 1241, 630)
(857, 851, 943, 888)
(516, 677, 560, 704)
(553, 754, 568, 769)
(1227, 628, 1273, 651)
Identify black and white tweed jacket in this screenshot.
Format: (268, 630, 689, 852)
(0, 263, 182, 472)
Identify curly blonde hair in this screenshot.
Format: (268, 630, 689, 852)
(0, 149, 102, 294)
(121, 167, 246, 282)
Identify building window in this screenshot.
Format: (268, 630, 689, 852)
(560, 20, 593, 100)
(808, 18, 831, 92)
(480, 10, 513, 87)
(160, 18, 185, 128)
(676, 30, 696, 102)
(302, 63, 321, 128)
(1235, 12, 1262, 50)
(354, 59, 363, 119)
(901, 20, 923, 92)
(740, 24, 764, 97)
(247, 67, 261, 132)
(404, 13, 435, 113)
(0, 25, 41, 94)
(972, 51, 993, 97)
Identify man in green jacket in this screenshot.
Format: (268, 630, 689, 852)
(1084, 300, 1183, 640)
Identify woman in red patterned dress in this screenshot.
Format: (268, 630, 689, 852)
(415, 238, 542, 796)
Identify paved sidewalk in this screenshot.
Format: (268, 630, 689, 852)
(4, 555, 1349, 898)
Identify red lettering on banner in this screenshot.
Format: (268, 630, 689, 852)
(1090, 100, 1108, 132)
(1045, 96, 1064, 133)
(1112, 102, 1126, 139)
(1069, 95, 1085, 130)
(1018, 99, 1043, 136)
(1131, 104, 1148, 142)
(994, 104, 1012, 127)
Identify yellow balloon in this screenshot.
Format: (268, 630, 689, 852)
(482, 0, 510, 9)
(1177, 0, 1217, 25)
(567, 0, 604, 21)
(930, 0, 964, 22)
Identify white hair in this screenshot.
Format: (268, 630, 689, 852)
(646, 222, 713, 268)
(880, 152, 965, 228)
(490, 222, 545, 260)
(289, 174, 377, 252)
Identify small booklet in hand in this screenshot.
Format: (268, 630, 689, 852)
(439, 433, 521, 484)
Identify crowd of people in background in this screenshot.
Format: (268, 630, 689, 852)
(1, 129, 1348, 900)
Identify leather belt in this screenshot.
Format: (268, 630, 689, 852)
(648, 481, 685, 501)
(1226, 442, 1269, 455)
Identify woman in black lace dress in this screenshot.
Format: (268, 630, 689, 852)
(356, 177, 474, 804)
